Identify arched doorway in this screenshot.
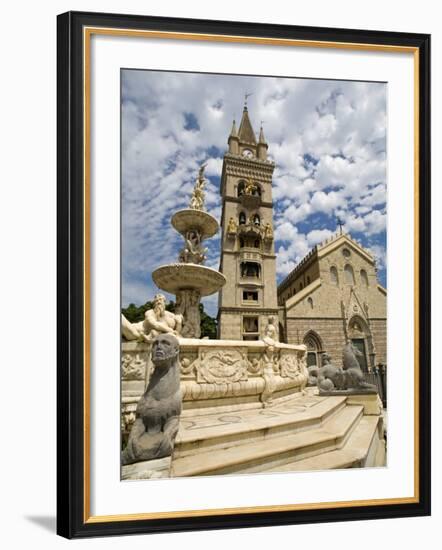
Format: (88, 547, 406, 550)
(303, 331, 324, 369)
(347, 315, 375, 372)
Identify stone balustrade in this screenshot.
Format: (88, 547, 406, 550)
(121, 338, 308, 439)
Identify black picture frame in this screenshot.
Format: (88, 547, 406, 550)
(57, 10, 431, 539)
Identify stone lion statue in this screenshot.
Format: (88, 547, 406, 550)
(316, 344, 377, 393)
(121, 293, 183, 342)
(122, 333, 182, 465)
(342, 342, 377, 391)
(317, 353, 345, 392)
(307, 364, 320, 386)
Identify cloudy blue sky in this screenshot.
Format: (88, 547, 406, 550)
(122, 69, 387, 316)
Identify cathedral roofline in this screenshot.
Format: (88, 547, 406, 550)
(284, 278, 321, 308)
(316, 233, 375, 264)
(278, 246, 318, 293)
(277, 232, 375, 293)
(377, 283, 387, 295)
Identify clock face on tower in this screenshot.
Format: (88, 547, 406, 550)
(242, 148, 254, 158)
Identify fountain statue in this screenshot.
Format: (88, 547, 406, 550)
(151, 164, 226, 338)
(121, 293, 183, 342)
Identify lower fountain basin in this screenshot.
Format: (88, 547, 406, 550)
(152, 263, 226, 296)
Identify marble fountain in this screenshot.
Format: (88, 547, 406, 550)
(122, 163, 308, 420)
(120, 166, 384, 479)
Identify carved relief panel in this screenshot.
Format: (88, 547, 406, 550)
(196, 348, 248, 384)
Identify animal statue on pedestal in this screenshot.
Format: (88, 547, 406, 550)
(316, 344, 377, 393)
(317, 353, 346, 392)
(342, 342, 377, 391)
(122, 333, 182, 465)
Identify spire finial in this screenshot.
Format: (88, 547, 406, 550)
(230, 119, 237, 137)
(258, 121, 266, 144)
(244, 92, 253, 110)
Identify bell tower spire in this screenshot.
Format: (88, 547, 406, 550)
(218, 102, 279, 341)
(238, 104, 257, 145)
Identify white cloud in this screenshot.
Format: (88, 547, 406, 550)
(121, 70, 387, 310)
(368, 244, 387, 271)
(310, 190, 345, 213)
(363, 209, 387, 234)
(307, 229, 334, 247)
(275, 221, 298, 241)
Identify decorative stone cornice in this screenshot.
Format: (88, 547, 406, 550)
(223, 153, 275, 183)
(221, 249, 277, 260)
(222, 196, 273, 208)
(218, 306, 281, 314)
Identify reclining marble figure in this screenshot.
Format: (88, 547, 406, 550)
(122, 333, 182, 465)
(121, 293, 183, 342)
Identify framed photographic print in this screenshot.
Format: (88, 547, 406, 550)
(57, 11, 431, 539)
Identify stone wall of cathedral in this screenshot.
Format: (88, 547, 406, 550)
(284, 316, 386, 368)
(368, 318, 387, 365)
(280, 235, 387, 370)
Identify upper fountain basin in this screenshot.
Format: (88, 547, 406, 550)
(171, 209, 219, 240)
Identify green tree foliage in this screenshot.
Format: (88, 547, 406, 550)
(199, 303, 217, 339)
(121, 300, 217, 338)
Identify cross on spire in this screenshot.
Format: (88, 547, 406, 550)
(244, 92, 253, 109)
(336, 217, 344, 234)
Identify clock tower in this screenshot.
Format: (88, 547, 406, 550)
(218, 104, 279, 340)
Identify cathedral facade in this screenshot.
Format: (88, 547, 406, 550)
(217, 104, 386, 372)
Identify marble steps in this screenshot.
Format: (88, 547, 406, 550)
(265, 415, 383, 472)
(174, 396, 348, 459)
(171, 404, 363, 477)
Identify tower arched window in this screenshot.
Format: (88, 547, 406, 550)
(239, 212, 246, 225)
(253, 213, 260, 226)
(360, 269, 369, 287)
(344, 264, 355, 285)
(237, 181, 246, 196)
(330, 266, 339, 286)
(240, 261, 261, 279)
